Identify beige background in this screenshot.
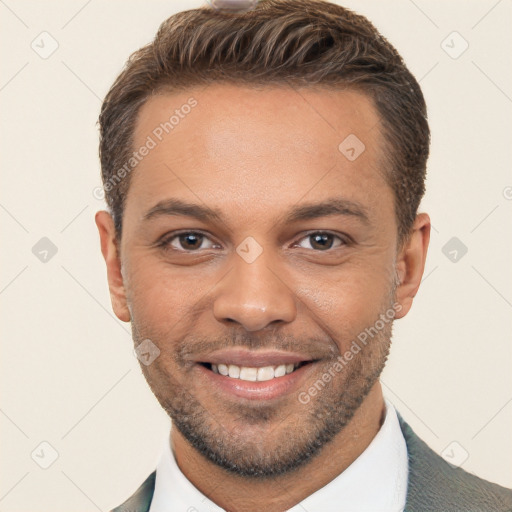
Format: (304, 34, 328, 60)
(1, 0, 511, 510)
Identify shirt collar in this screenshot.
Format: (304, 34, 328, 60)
(149, 398, 408, 512)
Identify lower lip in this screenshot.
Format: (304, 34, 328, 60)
(196, 363, 316, 401)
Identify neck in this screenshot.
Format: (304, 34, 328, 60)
(171, 381, 385, 512)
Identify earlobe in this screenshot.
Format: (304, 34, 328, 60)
(95, 211, 131, 323)
(394, 213, 430, 319)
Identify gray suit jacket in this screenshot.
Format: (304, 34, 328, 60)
(111, 414, 512, 511)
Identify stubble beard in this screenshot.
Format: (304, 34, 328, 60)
(132, 292, 396, 479)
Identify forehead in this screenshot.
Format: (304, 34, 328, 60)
(125, 84, 391, 229)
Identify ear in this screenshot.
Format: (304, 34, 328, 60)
(394, 213, 430, 319)
(95, 211, 131, 322)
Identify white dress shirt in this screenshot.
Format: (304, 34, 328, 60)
(149, 398, 408, 512)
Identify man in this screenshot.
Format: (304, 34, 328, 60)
(95, 0, 512, 510)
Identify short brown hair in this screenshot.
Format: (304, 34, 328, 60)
(99, 0, 429, 243)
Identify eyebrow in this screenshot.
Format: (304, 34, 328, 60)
(143, 198, 223, 223)
(142, 197, 370, 225)
(284, 198, 370, 225)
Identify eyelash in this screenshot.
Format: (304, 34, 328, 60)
(156, 230, 350, 253)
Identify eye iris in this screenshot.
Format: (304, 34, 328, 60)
(179, 233, 202, 250)
(311, 233, 333, 250)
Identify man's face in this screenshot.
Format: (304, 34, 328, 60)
(117, 84, 402, 477)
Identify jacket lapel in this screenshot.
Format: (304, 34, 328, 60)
(111, 470, 156, 512)
(398, 412, 512, 512)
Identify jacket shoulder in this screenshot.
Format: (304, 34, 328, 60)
(110, 471, 156, 512)
(398, 414, 512, 512)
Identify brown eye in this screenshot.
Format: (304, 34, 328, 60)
(161, 232, 218, 252)
(177, 233, 204, 250)
(296, 232, 345, 251)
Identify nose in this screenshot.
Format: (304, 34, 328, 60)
(213, 251, 297, 332)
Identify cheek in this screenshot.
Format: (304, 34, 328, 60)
(294, 263, 394, 348)
(125, 255, 216, 335)
(125, 260, 180, 328)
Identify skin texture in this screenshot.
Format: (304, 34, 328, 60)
(96, 84, 430, 512)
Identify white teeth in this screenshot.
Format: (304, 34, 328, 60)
(228, 364, 240, 378)
(218, 363, 229, 376)
(257, 366, 275, 381)
(239, 366, 258, 381)
(274, 364, 286, 377)
(209, 362, 302, 381)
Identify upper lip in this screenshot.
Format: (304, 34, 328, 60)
(198, 349, 315, 367)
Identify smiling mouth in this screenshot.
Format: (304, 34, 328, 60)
(199, 361, 312, 382)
